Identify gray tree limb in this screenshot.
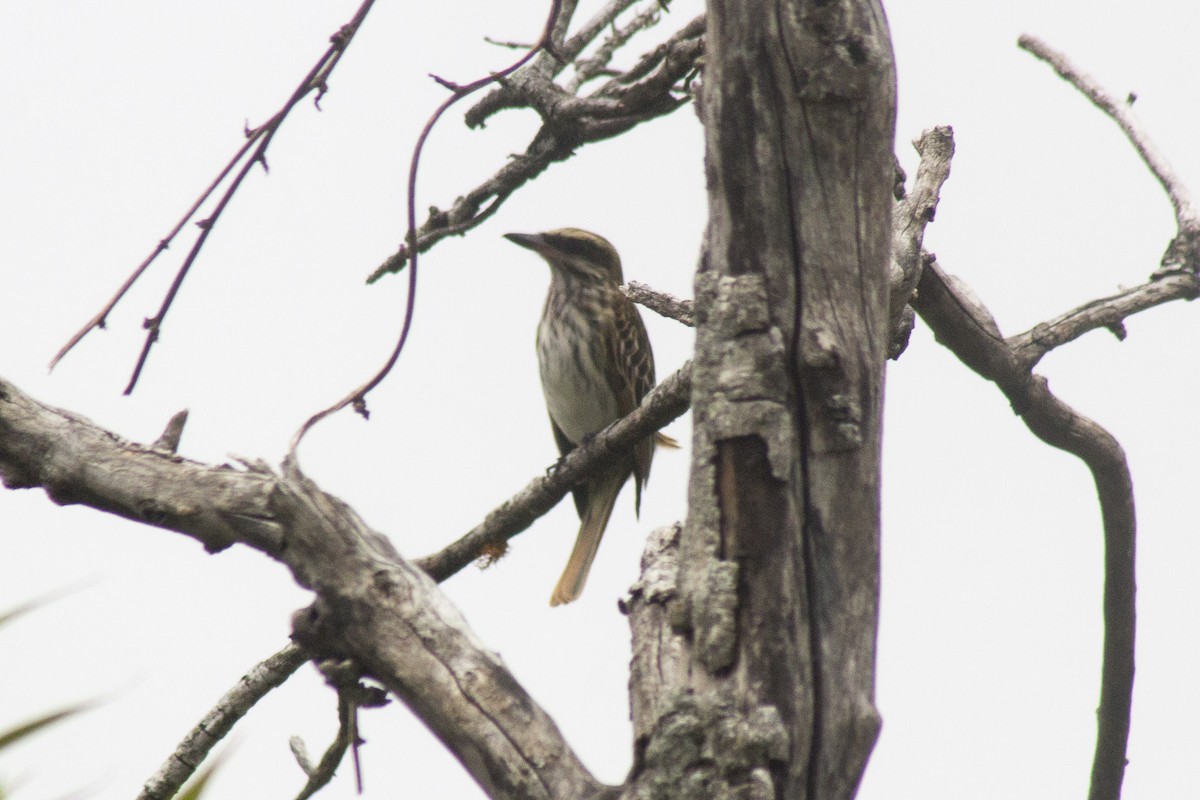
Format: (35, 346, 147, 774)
(137, 643, 308, 800)
(367, 12, 704, 283)
(910, 256, 1136, 800)
(896, 119, 1138, 800)
(10, 23, 1200, 799)
(1019, 34, 1199, 229)
(416, 360, 692, 581)
(0, 377, 615, 800)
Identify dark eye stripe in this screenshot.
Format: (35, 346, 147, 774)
(545, 234, 608, 264)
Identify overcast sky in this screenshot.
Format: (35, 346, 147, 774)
(2, 2, 1199, 799)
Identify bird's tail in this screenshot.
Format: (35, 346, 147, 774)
(551, 469, 627, 606)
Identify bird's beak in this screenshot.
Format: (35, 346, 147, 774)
(504, 232, 546, 253)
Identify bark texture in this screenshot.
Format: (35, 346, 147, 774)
(0, 378, 606, 800)
(628, 2, 896, 798)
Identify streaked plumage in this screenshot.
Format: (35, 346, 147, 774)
(504, 228, 674, 605)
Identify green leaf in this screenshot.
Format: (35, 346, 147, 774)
(0, 704, 94, 751)
(174, 751, 229, 800)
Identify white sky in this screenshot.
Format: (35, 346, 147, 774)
(2, 2, 1198, 798)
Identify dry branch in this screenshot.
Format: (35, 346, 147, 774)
(1008, 35, 1200, 369)
(466, 0, 645, 124)
(890, 125, 954, 357)
(910, 258, 1136, 800)
(897, 109, 1139, 800)
(902, 44, 1200, 797)
(367, 13, 704, 283)
(137, 643, 308, 800)
(1008, 273, 1200, 368)
(0, 373, 611, 800)
(416, 360, 692, 581)
(0, 360, 692, 798)
(622, 281, 695, 326)
(52, 0, 380, 393)
(1019, 34, 1200, 230)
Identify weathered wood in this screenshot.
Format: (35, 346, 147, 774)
(628, 2, 896, 798)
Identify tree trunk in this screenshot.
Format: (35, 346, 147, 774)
(627, 2, 896, 798)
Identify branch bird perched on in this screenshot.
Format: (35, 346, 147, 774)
(504, 228, 677, 606)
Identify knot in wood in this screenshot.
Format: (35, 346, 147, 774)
(800, 325, 842, 370)
(1157, 224, 1200, 276)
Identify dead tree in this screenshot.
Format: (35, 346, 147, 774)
(3, 2, 1196, 799)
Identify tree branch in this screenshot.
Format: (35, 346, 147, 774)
(275, 460, 606, 800)
(1018, 34, 1199, 230)
(1008, 272, 1200, 368)
(891, 127, 953, 315)
(621, 281, 695, 326)
(137, 643, 308, 800)
(0, 377, 284, 557)
(0, 367, 686, 799)
(416, 360, 692, 581)
(465, 0, 644, 125)
(910, 258, 1136, 800)
(889, 125, 955, 358)
(51, 0, 380, 393)
(366, 13, 704, 283)
(896, 99, 1141, 799)
(1018, 33, 1200, 291)
(565, 2, 666, 94)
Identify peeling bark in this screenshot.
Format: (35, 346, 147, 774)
(627, 2, 896, 798)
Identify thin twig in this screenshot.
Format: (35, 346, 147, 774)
(566, 2, 664, 93)
(465, 0, 643, 127)
(1018, 34, 1200, 231)
(483, 36, 532, 50)
(137, 643, 308, 800)
(53, 1, 379, 393)
(48, 132, 257, 372)
(367, 14, 704, 283)
(1008, 272, 1200, 368)
(416, 359, 691, 582)
(622, 281, 694, 326)
(290, 693, 354, 800)
(290, 0, 566, 450)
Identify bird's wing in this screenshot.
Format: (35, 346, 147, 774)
(605, 291, 657, 514)
(551, 416, 588, 519)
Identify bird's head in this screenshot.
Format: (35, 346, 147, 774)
(504, 228, 624, 285)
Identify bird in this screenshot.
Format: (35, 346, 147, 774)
(504, 228, 676, 606)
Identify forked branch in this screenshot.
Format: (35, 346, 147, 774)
(366, 11, 704, 282)
(897, 35, 1200, 793)
(910, 257, 1136, 800)
(290, 0, 567, 447)
(52, 0, 381, 393)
